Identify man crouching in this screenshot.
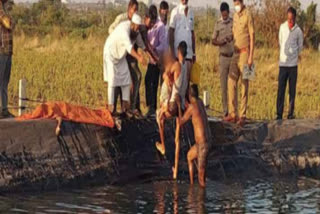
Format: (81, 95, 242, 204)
(177, 84, 210, 188)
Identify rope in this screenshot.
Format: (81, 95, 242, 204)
(19, 97, 45, 103)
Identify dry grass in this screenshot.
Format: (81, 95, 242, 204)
(9, 35, 320, 120)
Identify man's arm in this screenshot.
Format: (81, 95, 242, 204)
(155, 25, 167, 55)
(248, 13, 255, 68)
(130, 47, 145, 65)
(108, 13, 126, 35)
(179, 105, 193, 126)
(278, 24, 282, 47)
(298, 29, 304, 54)
(0, 4, 12, 30)
(192, 30, 196, 62)
(169, 27, 175, 57)
(212, 27, 226, 46)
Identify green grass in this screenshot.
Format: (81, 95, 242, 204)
(9, 35, 320, 120)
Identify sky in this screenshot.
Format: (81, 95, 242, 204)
(14, 0, 320, 12)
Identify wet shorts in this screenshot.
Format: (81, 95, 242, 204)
(197, 143, 209, 170)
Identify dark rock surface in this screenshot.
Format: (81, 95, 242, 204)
(0, 118, 319, 192)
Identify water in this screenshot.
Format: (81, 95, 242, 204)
(1, 177, 320, 214)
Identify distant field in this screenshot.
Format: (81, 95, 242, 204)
(9, 35, 320, 120)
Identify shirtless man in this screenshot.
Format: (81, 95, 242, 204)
(177, 84, 210, 187)
(156, 41, 188, 179)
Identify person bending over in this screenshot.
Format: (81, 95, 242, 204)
(177, 84, 211, 188)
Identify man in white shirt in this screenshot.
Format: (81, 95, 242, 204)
(169, 0, 196, 80)
(277, 7, 303, 120)
(108, 0, 157, 117)
(103, 14, 145, 115)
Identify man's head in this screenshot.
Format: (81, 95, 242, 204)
(127, 0, 139, 20)
(177, 41, 187, 61)
(287, 7, 297, 29)
(130, 13, 142, 39)
(181, 0, 188, 6)
(189, 84, 199, 100)
(233, 0, 243, 13)
(145, 5, 158, 29)
(220, 2, 230, 21)
(159, 1, 169, 24)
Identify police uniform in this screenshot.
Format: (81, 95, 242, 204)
(228, 6, 254, 119)
(212, 17, 233, 116)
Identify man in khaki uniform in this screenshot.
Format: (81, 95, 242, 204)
(224, 0, 255, 126)
(212, 2, 233, 118)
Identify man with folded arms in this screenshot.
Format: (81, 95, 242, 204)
(276, 7, 303, 120)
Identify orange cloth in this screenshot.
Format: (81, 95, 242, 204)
(17, 102, 114, 128)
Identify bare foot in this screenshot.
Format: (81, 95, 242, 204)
(155, 142, 165, 156)
(55, 117, 62, 136)
(172, 167, 177, 180)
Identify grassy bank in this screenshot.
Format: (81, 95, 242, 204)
(9, 35, 320, 120)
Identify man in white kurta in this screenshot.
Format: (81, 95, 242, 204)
(103, 14, 144, 114)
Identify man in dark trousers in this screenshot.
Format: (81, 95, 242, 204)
(145, 5, 167, 117)
(0, 0, 14, 119)
(276, 7, 303, 120)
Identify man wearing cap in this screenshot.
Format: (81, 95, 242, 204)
(103, 13, 145, 115)
(0, 0, 14, 119)
(108, 0, 156, 117)
(224, 0, 255, 126)
(145, 5, 167, 117)
(169, 0, 196, 77)
(212, 2, 233, 118)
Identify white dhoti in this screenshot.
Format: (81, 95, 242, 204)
(102, 20, 135, 105)
(104, 52, 131, 105)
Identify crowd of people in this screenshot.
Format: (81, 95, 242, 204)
(0, 0, 305, 187)
(103, 0, 304, 187)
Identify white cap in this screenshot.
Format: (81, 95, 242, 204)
(131, 13, 142, 25)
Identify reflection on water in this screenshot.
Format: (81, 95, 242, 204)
(1, 177, 320, 213)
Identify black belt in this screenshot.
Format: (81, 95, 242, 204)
(220, 53, 233, 58)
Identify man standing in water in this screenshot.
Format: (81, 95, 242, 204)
(177, 84, 210, 188)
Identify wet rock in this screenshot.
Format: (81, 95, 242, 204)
(0, 118, 320, 192)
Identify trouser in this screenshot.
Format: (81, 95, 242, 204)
(108, 85, 130, 105)
(113, 57, 141, 112)
(219, 55, 232, 117)
(276, 66, 298, 119)
(129, 61, 141, 111)
(228, 52, 249, 118)
(145, 63, 160, 110)
(0, 55, 12, 113)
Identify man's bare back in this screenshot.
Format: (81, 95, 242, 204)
(178, 84, 210, 188)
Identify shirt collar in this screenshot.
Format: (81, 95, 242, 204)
(286, 21, 298, 31)
(178, 4, 189, 14)
(238, 6, 247, 16)
(220, 17, 231, 23)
